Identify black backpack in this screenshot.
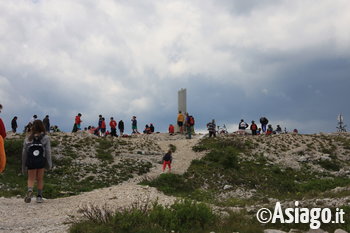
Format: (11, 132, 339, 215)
(26, 136, 46, 169)
(163, 153, 172, 162)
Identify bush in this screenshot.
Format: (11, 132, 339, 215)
(70, 199, 217, 233)
(143, 173, 194, 195)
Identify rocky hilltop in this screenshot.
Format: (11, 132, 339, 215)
(0, 132, 349, 233)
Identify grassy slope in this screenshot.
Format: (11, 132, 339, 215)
(0, 134, 152, 198)
(143, 135, 350, 232)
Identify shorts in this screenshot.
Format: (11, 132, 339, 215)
(132, 125, 137, 130)
(177, 121, 183, 127)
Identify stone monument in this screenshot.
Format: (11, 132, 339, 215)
(176, 88, 187, 133)
(178, 88, 187, 114)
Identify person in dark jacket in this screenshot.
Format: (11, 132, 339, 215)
(118, 120, 124, 136)
(260, 117, 269, 133)
(162, 150, 173, 173)
(150, 123, 155, 133)
(43, 115, 50, 133)
(11, 116, 18, 133)
(207, 119, 216, 138)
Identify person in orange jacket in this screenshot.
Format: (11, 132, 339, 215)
(109, 117, 117, 137)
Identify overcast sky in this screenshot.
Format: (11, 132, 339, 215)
(0, 0, 349, 134)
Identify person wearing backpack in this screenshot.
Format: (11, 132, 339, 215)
(186, 113, 195, 139)
(162, 150, 173, 173)
(22, 120, 52, 203)
(250, 121, 258, 135)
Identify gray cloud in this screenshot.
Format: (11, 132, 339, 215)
(0, 0, 349, 134)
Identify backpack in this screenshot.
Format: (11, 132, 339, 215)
(251, 124, 257, 131)
(26, 136, 46, 169)
(189, 116, 195, 126)
(163, 153, 172, 162)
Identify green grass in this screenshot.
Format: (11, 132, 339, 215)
(0, 138, 153, 198)
(144, 137, 350, 204)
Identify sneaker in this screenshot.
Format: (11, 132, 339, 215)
(24, 190, 33, 203)
(36, 195, 43, 203)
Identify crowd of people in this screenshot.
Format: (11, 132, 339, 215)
(0, 101, 302, 204)
(206, 117, 296, 137)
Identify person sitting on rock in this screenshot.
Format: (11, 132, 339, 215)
(168, 124, 175, 135)
(150, 123, 155, 133)
(266, 124, 273, 135)
(143, 125, 152, 134)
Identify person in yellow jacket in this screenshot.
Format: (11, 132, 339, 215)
(177, 111, 185, 134)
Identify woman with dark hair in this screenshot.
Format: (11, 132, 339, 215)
(22, 120, 52, 203)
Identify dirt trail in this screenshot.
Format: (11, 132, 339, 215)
(0, 137, 201, 233)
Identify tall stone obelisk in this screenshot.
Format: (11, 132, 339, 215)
(178, 88, 187, 114)
(176, 88, 187, 133)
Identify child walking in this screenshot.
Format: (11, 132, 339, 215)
(22, 120, 52, 203)
(162, 150, 172, 173)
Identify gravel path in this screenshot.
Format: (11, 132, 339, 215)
(0, 136, 202, 233)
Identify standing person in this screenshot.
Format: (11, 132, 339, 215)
(168, 124, 175, 135)
(0, 104, 7, 173)
(238, 119, 248, 135)
(250, 121, 258, 135)
(98, 115, 103, 136)
(72, 113, 82, 132)
(186, 113, 195, 139)
(43, 115, 50, 133)
(22, 120, 52, 203)
(109, 117, 117, 137)
(11, 116, 18, 133)
(100, 118, 106, 137)
(177, 111, 185, 134)
(260, 117, 269, 133)
(207, 119, 216, 138)
(118, 120, 124, 136)
(162, 150, 173, 173)
(131, 116, 139, 134)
